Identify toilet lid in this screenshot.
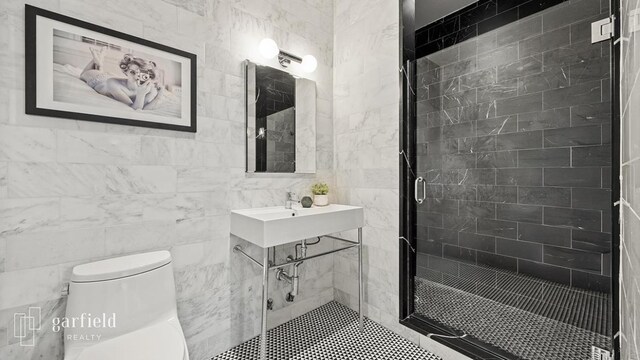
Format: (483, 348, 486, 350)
(76, 322, 186, 360)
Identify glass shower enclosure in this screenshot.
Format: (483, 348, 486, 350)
(400, 0, 619, 359)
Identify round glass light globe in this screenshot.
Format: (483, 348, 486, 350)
(259, 38, 279, 59)
(301, 55, 318, 73)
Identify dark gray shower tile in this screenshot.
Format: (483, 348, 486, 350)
(518, 223, 571, 247)
(544, 167, 601, 187)
(477, 150, 518, 168)
(572, 229, 611, 253)
(498, 56, 543, 81)
(572, 145, 611, 166)
(496, 15, 542, 46)
(477, 115, 518, 136)
(417, 212, 444, 228)
(496, 168, 542, 186)
(517, 108, 571, 131)
(443, 184, 477, 201)
(418, 97, 443, 115)
(477, 185, 518, 203)
(543, 125, 602, 147)
(427, 17, 461, 42)
(476, 251, 518, 271)
(417, 253, 429, 268)
(543, 80, 602, 109)
(519, 25, 571, 58)
(477, 79, 519, 103)
(478, 219, 518, 238)
(427, 198, 459, 215)
(518, 148, 570, 167)
(543, 0, 600, 31)
(460, 102, 497, 121)
(427, 255, 460, 276)
(570, 102, 611, 126)
(542, 41, 602, 68)
(518, 259, 571, 285)
(442, 121, 476, 139)
(544, 245, 601, 272)
(443, 244, 477, 263)
(460, 68, 497, 91)
(427, 109, 461, 127)
(496, 238, 542, 260)
(459, 135, 497, 153)
(477, 43, 519, 69)
(429, 227, 459, 245)
(569, 56, 610, 85)
(460, 0, 498, 28)
(458, 168, 496, 185)
(571, 270, 610, 292)
(417, 237, 443, 256)
(426, 184, 443, 199)
(544, 207, 602, 231)
(459, 232, 496, 252)
(442, 58, 477, 80)
(428, 46, 460, 67)
(496, 130, 543, 150)
(497, 203, 543, 223)
(602, 123, 611, 144)
(442, 153, 477, 169)
(496, 93, 542, 116)
(443, 216, 477, 232)
(459, 200, 496, 218)
(518, 186, 571, 207)
(601, 167, 612, 188)
(518, 67, 570, 94)
(572, 188, 611, 210)
(443, 89, 478, 109)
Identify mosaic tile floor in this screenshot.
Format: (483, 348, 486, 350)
(214, 301, 440, 360)
(415, 278, 611, 360)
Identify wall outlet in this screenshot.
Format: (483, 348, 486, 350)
(591, 346, 611, 360)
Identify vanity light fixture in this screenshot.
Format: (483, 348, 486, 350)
(258, 38, 317, 73)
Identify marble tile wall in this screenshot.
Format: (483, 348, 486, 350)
(0, 0, 334, 359)
(620, 0, 640, 357)
(332, 0, 424, 344)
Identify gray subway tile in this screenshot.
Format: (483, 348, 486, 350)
(459, 200, 496, 218)
(477, 185, 517, 203)
(426, 198, 458, 215)
(518, 259, 571, 285)
(572, 145, 611, 166)
(478, 219, 518, 238)
(459, 136, 496, 153)
(518, 67, 570, 95)
(544, 167, 601, 187)
(543, 0, 600, 31)
(442, 57, 477, 80)
(477, 150, 518, 168)
(496, 168, 542, 186)
(442, 153, 477, 169)
(519, 25, 571, 58)
(572, 188, 611, 210)
(543, 245, 601, 272)
(497, 203, 543, 223)
(443, 184, 477, 200)
(571, 270, 610, 292)
(496, 238, 542, 261)
(427, 255, 460, 275)
(460, 68, 497, 90)
(460, 102, 497, 121)
(519, 186, 571, 207)
(477, 252, 518, 271)
(517, 108, 571, 131)
(544, 206, 602, 231)
(428, 227, 459, 244)
(496, 93, 543, 116)
(459, 232, 496, 252)
(477, 43, 518, 69)
(543, 125, 602, 147)
(496, 130, 543, 150)
(518, 148, 570, 167)
(572, 229, 612, 253)
(477, 115, 518, 136)
(442, 121, 475, 139)
(497, 56, 543, 81)
(497, 15, 542, 46)
(458, 169, 496, 185)
(542, 41, 602, 68)
(571, 102, 611, 126)
(569, 56, 610, 85)
(518, 223, 571, 247)
(443, 89, 477, 109)
(543, 80, 601, 110)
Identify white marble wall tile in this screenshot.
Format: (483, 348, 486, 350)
(5, 228, 105, 271)
(176, 168, 229, 192)
(140, 136, 176, 165)
(0, 162, 7, 198)
(59, 196, 143, 229)
(57, 131, 141, 165)
(0, 198, 59, 236)
(0, 126, 56, 162)
(104, 221, 175, 256)
(105, 165, 177, 194)
(0, 265, 60, 309)
(8, 162, 106, 197)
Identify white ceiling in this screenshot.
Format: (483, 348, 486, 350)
(415, 0, 477, 30)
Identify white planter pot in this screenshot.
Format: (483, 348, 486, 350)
(313, 194, 329, 206)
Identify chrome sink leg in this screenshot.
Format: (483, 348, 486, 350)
(358, 227, 363, 332)
(261, 247, 269, 360)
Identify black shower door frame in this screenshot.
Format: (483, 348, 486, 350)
(398, 0, 621, 358)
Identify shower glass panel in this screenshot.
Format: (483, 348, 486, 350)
(409, 0, 613, 358)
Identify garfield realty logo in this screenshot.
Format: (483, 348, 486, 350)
(14, 308, 116, 346)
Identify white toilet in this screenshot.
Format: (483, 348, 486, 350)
(64, 251, 189, 360)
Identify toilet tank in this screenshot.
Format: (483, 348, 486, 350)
(64, 251, 179, 346)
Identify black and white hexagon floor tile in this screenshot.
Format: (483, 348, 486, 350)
(213, 301, 440, 360)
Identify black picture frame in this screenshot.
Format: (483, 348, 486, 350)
(25, 5, 197, 133)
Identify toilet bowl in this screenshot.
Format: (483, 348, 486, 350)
(63, 251, 189, 360)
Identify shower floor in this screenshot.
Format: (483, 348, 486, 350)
(415, 276, 611, 360)
(213, 301, 440, 360)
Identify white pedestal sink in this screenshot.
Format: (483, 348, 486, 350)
(230, 203, 365, 360)
(230, 204, 364, 247)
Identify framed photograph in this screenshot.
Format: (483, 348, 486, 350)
(25, 5, 197, 132)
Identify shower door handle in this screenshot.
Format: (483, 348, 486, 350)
(414, 177, 425, 204)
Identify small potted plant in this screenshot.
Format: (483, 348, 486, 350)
(311, 183, 329, 206)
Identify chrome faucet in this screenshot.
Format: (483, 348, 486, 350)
(285, 191, 299, 209)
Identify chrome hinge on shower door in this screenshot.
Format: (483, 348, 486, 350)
(592, 16, 615, 43)
(591, 346, 611, 360)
